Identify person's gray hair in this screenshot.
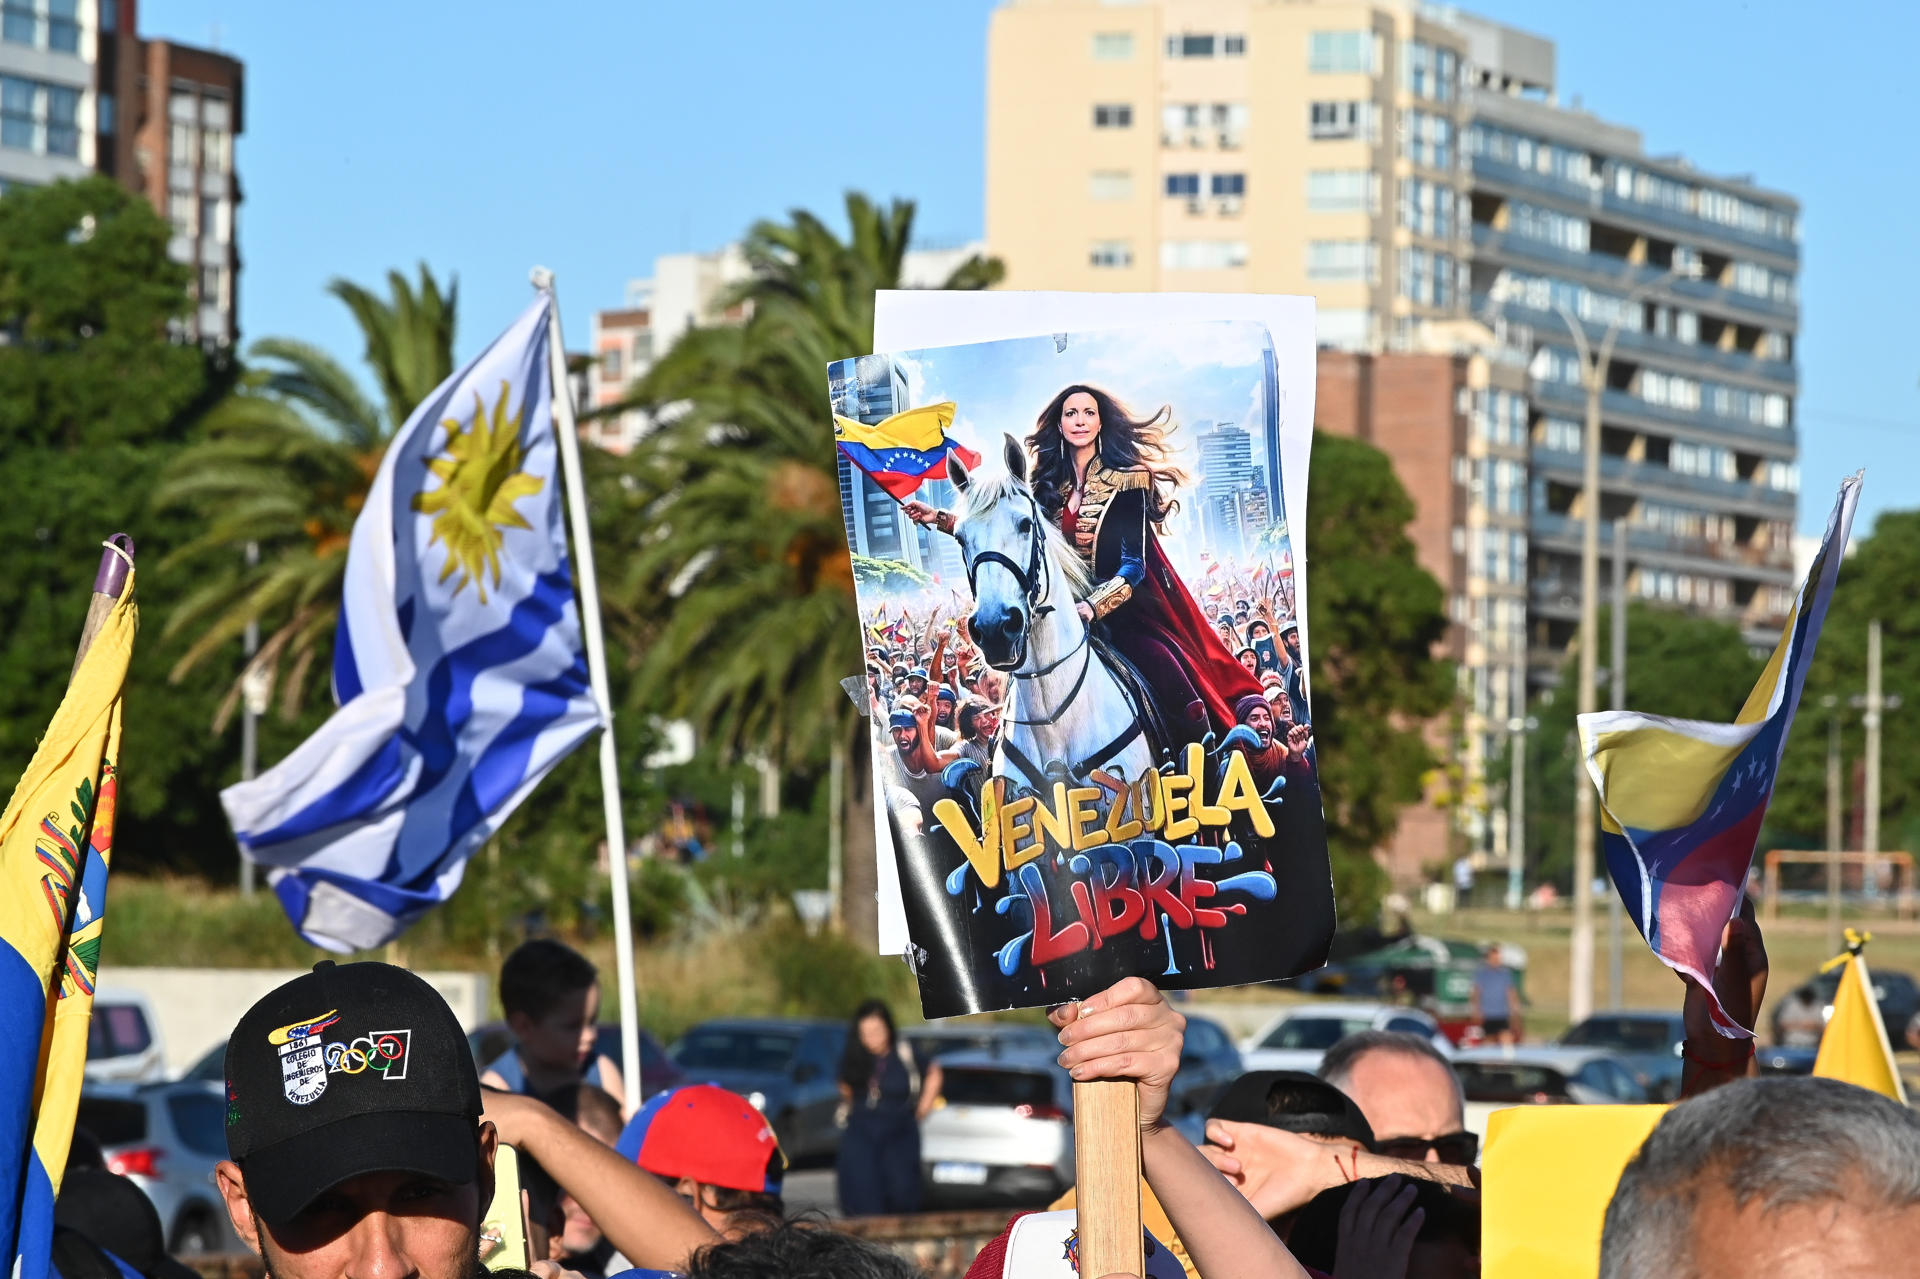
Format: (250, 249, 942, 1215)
(1318, 1029, 1462, 1105)
(1601, 1076, 1920, 1279)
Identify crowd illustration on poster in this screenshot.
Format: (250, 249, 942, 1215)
(828, 318, 1335, 1016)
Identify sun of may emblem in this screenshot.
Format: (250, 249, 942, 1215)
(412, 380, 543, 603)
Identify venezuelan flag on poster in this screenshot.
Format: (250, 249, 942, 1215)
(1578, 474, 1861, 1035)
(0, 563, 136, 1279)
(833, 402, 982, 500)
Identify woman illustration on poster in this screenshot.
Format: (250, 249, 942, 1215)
(908, 384, 1263, 751)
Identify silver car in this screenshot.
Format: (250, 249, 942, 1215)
(77, 1082, 241, 1254)
(919, 1049, 1075, 1209)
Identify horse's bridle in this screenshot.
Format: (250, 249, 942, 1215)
(960, 492, 1090, 728)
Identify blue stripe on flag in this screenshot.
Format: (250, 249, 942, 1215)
(244, 734, 407, 848)
(0, 941, 52, 1279)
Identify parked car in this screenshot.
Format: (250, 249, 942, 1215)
(1452, 1047, 1650, 1141)
(467, 1022, 686, 1101)
(1240, 1002, 1449, 1073)
(1758, 1045, 1818, 1076)
(83, 988, 165, 1084)
(1167, 1014, 1243, 1126)
(919, 1049, 1074, 1209)
(77, 1082, 240, 1254)
(1771, 967, 1920, 1050)
(903, 1023, 1057, 1066)
(1558, 1011, 1686, 1101)
(671, 1019, 847, 1161)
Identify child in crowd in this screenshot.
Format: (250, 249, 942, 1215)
(480, 939, 628, 1115)
(617, 1084, 788, 1240)
(552, 1084, 633, 1279)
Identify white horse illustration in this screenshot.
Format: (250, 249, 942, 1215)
(946, 436, 1155, 795)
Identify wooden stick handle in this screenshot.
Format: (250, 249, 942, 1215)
(1073, 1079, 1143, 1278)
(71, 534, 135, 681)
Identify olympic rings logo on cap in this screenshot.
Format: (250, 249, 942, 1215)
(324, 1028, 412, 1081)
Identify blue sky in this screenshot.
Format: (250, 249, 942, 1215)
(144, 0, 1915, 536)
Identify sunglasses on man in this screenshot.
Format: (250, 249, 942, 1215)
(1371, 1131, 1479, 1166)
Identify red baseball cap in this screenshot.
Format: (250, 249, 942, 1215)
(614, 1084, 786, 1194)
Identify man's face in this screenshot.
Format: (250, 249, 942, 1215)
(1239, 651, 1259, 673)
(976, 708, 1000, 740)
(936, 700, 954, 726)
(1341, 1051, 1465, 1159)
(216, 1125, 496, 1279)
(1244, 704, 1274, 747)
(1283, 631, 1301, 659)
(907, 677, 927, 696)
(1687, 1180, 1920, 1279)
(557, 1190, 602, 1256)
(1272, 698, 1294, 732)
(891, 725, 919, 755)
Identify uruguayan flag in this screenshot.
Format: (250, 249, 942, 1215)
(222, 294, 603, 951)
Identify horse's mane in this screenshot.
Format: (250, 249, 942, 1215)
(960, 470, 1092, 600)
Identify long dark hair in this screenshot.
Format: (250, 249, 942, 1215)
(838, 998, 896, 1091)
(1027, 383, 1187, 526)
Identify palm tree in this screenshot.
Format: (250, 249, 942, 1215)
(155, 266, 456, 726)
(610, 194, 1002, 944)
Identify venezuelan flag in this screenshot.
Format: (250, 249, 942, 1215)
(833, 402, 982, 500)
(1578, 474, 1860, 1036)
(0, 563, 136, 1279)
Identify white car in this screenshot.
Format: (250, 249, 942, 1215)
(1238, 1002, 1450, 1074)
(83, 987, 166, 1085)
(919, 1050, 1075, 1208)
(1451, 1046, 1652, 1141)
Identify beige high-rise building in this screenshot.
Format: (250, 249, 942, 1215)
(988, 0, 1499, 350)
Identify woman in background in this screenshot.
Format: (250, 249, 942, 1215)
(835, 999, 942, 1216)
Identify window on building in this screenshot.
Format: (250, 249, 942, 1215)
(170, 90, 197, 123)
(2, 5, 35, 48)
(199, 263, 223, 306)
(46, 0, 77, 53)
(1092, 31, 1134, 61)
(1404, 110, 1453, 170)
(1541, 417, 1582, 454)
(1308, 100, 1372, 141)
(1399, 178, 1456, 238)
(1090, 240, 1133, 269)
(1397, 246, 1457, 307)
(1670, 441, 1735, 481)
(97, 92, 114, 136)
(1641, 370, 1701, 412)
(1404, 41, 1457, 103)
(1211, 172, 1245, 197)
(1307, 169, 1373, 212)
(43, 84, 77, 156)
(1212, 101, 1249, 148)
(603, 348, 623, 380)
(1763, 460, 1799, 492)
(1307, 239, 1376, 282)
(203, 96, 231, 131)
(1166, 33, 1216, 58)
(1093, 103, 1133, 129)
(1162, 240, 1249, 270)
(1165, 172, 1200, 198)
(1308, 30, 1375, 73)
(1223, 33, 1246, 55)
(1508, 201, 1589, 253)
(167, 190, 193, 231)
(1089, 169, 1133, 201)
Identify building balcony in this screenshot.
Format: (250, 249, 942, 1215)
(1530, 443, 1798, 519)
(1530, 377, 1798, 456)
(1467, 156, 1799, 266)
(1528, 510, 1795, 580)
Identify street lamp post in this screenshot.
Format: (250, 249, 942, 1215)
(1553, 264, 1688, 1026)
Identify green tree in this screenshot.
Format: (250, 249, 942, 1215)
(0, 177, 251, 877)
(154, 267, 456, 722)
(1771, 509, 1920, 853)
(609, 193, 1003, 944)
(1501, 603, 1763, 889)
(1304, 431, 1454, 921)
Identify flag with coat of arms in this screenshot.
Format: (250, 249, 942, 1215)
(221, 293, 603, 951)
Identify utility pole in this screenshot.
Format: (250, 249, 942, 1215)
(1825, 694, 1843, 956)
(240, 539, 261, 896)
(1555, 264, 1690, 1026)
(1506, 642, 1529, 911)
(1864, 619, 1883, 863)
(1607, 520, 1626, 1011)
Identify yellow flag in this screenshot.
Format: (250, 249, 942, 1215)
(832, 401, 957, 452)
(1813, 952, 1907, 1102)
(1483, 1104, 1667, 1279)
(0, 563, 136, 1261)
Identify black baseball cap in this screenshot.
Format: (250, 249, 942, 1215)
(54, 1169, 198, 1279)
(1209, 1070, 1376, 1147)
(224, 961, 483, 1227)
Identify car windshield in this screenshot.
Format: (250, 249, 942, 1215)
(167, 1091, 229, 1158)
(76, 1097, 146, 1146)
(942, 1067, 1056, 1109)
(1562, 1018, 1674, 1052)
(1455, 1062, 1572, 1103)
(1261, 1017, 1376, 1051)
(675, 1030, 797, 1073)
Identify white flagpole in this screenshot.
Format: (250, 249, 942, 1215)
(530, 267, 642, 1107)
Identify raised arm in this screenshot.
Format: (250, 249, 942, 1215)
(1054, 978, 1311, 1279)
(480, 1087, 716, 1270)
(1679, 896, 1768, 1099)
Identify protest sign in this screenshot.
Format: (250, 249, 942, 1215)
(828, 315, 1332, 1017)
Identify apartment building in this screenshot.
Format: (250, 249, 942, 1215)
(2, 1, 244, 346)
(985, 0, 1801, 877)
